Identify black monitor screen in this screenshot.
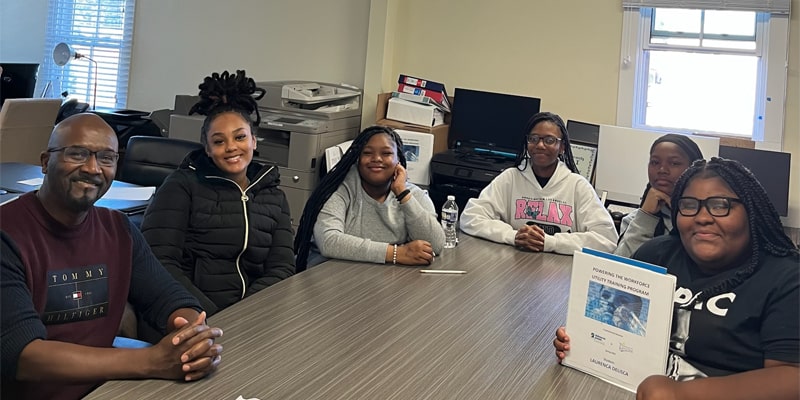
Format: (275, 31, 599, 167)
(0, 63, 39, 107)
(449, 88, 541, 157)
(566, 119, 600, 146)
(718, 146, 791, 217)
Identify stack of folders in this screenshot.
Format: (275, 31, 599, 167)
(563, 248, 677, 393)
(394, 74, 451, 113)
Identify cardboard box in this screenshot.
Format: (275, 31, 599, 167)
(0, 98, 62, 165)
(375, 92, 451, 155)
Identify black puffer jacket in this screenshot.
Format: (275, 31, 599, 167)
(141, 149, 295, 314)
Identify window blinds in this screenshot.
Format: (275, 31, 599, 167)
(36, 0, 136, 109)
(621, 1, 790, 14)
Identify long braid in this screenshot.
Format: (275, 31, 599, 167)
(188, 70, 266, 144)
(294, 126, 407, 271)
(670, 157, 798, 301)
(514, 112, 579, 173)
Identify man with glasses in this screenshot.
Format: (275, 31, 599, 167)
(0, 114, 223, 400)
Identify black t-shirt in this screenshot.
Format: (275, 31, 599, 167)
(633, 235, 799, 378)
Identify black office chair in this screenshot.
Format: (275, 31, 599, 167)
(117, 135, 203, 187)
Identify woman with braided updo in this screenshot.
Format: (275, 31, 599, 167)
(293, 125, 444, 272)
(141, 70, 295, 321)
(554, 157, 799, 400)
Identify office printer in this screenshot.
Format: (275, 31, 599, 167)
(428, 149, 516, 215)
(254, 81, 362, 226)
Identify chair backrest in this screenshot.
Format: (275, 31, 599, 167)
(117, 135, 204, 187)
(0, 98, 62, 164)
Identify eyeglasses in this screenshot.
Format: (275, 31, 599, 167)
(677, 196, 743, 217)
(47, 146, 119, 167)
(527, 135, 562, 146)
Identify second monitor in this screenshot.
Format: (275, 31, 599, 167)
(448, 88, 541, 158)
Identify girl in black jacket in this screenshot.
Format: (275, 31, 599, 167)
(141, 71, 295, 315)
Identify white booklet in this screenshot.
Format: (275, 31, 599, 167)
(563, 248, 676, 392)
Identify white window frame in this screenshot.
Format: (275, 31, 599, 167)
(34, 0, 135, 110)
(617, 6, 789, 151)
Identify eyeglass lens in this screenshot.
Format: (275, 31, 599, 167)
(678, 197, 733, 217)
(528, 135, 560, 145)
(63, 146, 118, 166)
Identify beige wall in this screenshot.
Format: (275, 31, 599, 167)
(128, 0, 371, 111)
(388, 0, 622, 123)
(377, 0, 799, 227)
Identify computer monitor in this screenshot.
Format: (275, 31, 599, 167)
(566, 120, 601, 184)
(718, 145, 791, 217)
(448, 88, 541, 158)
(0, 63, 40, 108)
(566, 119, 600, 146)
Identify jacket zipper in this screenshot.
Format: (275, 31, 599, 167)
(206, 166, 274, 300)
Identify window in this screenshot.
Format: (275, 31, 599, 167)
(34, 0, 135, 110)
(617, 2, 790, 148)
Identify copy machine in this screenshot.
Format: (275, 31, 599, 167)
(254, 81, 362, 226)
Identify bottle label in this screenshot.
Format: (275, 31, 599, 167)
(442, 209, 457, 223)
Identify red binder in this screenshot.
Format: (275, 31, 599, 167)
(397, 83, 451, 110)
(398, 74, 447, 93)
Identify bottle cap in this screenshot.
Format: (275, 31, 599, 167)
(447, 195, 455, 200)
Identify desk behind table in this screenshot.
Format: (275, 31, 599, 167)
(86, 235, 633, 400)
(0, 162, 151, 214)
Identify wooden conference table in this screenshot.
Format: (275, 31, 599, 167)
(87, 235, 633, 399)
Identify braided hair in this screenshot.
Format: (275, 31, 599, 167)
(669, 157, 798, 301)
(293, 125, 407, 271)
(514, 112, 579, 174)
(188, 70, 266, 145)
(637, 133, 705, 237)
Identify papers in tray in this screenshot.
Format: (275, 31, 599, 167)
(562, 248, 676, 392)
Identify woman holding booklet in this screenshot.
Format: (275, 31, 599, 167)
(554, 157, 799, 400)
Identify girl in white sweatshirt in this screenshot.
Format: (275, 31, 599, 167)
(460, 112, 618, 255)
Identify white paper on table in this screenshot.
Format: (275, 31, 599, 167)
(101, 186, 155, 201)
(17, 178, 44, 186)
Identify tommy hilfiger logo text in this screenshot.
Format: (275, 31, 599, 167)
(44, 265, 109, 325)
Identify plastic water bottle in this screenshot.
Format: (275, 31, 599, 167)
(441, 195, 458, 248)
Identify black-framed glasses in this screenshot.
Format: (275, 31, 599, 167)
(677, 196, 743, 217)
(47, 146, 119, 167)
(527, 135, 562, 146)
